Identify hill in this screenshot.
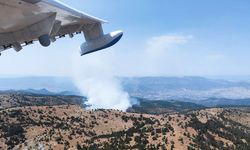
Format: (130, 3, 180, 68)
(127, 98, 205, 114)
(0, 92, 85, 110)
(1, 106, 250, 150)
(190, 98, 250, 107)
(0, 92, 250, 149)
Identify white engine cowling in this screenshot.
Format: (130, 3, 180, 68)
(80, 30, 123, 56)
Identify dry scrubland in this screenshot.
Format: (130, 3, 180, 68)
(0, 105, 250, 150)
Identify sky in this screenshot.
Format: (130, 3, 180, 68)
(1, 0, 250, 77)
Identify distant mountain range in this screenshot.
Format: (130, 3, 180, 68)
(0, 77, 81, 95)
(122, 76, 250, 100)
(1, 76, 250, 107)
(0, 88, 78, 96)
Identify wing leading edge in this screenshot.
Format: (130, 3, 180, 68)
(0, 0, 123, 56)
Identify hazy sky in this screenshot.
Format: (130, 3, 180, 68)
(0, 0, 250, 77)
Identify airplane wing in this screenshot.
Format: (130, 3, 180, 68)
(0, 0, 123, 55)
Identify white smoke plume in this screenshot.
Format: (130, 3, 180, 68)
(70, 51, 131, 111)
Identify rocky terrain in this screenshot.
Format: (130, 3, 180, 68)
(0, 93, 250, 149)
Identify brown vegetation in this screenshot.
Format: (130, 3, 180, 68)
(0, 105, 250, 150)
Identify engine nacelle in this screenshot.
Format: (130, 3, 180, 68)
(80, 30, 123, 56)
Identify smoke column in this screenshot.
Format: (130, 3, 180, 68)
(70, 51, 131, 111)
